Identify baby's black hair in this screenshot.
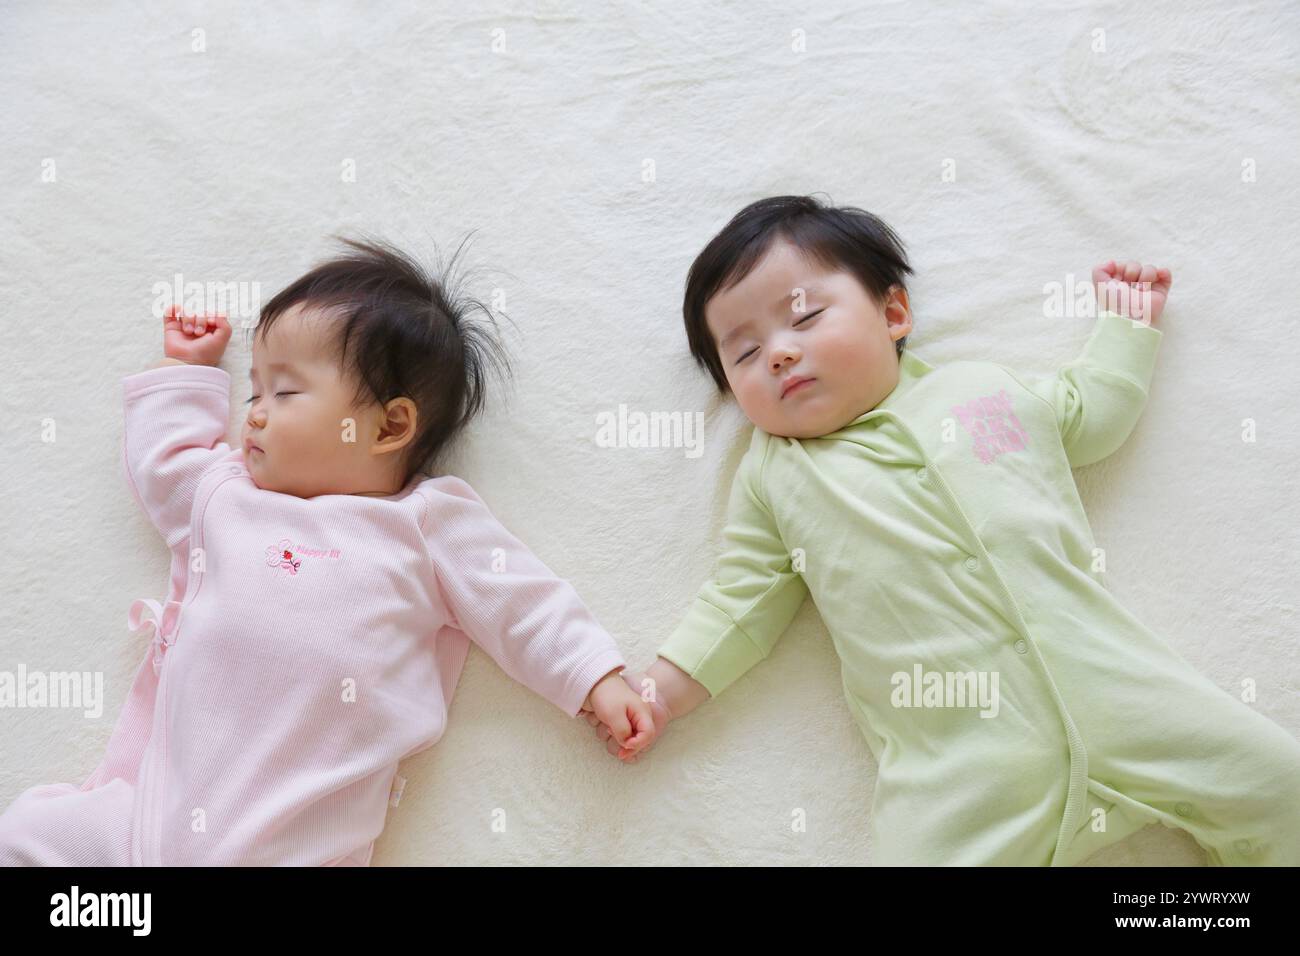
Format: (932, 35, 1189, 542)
(683, 194, 914, 393)
(251, 235, 511, 484)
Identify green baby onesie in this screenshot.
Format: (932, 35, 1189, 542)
(658, 309, 1300, 866)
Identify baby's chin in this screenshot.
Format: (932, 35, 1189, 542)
(243, 463, 267, 491)
(242, 451, 276, 492)
(245, 471, 302, 497)
(240, 460, 357, 499)
(753, 398, 878, 439)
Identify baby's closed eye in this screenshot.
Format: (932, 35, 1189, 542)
(244, 392, 300, 404)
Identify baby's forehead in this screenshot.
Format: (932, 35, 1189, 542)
(253, 303, 340, 364)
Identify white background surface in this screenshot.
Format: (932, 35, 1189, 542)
(1, 1, 1297, 865)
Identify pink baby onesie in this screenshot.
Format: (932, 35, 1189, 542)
(0, 363, 626, 865)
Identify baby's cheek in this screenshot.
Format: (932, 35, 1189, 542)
(334, 413, 364, 453)
(737, 383, 773, 427)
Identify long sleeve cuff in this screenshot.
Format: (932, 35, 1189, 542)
(561, 645, 627, 717)
(123, 362, 231, 397)
(1080, 310, 1163, 390)
(658, 599, 765, 699)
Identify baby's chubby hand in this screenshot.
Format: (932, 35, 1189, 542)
(581, 669, 657, 761)
(1093, 260, 1173, 327)
(161, 304, 232, 367)
(583, 670, 673, 764)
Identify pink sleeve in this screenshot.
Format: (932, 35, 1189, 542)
(418, 476, 626, 717)
(121, 364, 234, 547)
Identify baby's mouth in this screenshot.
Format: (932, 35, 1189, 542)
(781, 376, 816, 399)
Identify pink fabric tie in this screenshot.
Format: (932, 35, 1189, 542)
(128, 598, 183, 675)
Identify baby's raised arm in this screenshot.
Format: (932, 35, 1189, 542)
(122, 307, 238, 544)
(1009, 260, 1172, 470)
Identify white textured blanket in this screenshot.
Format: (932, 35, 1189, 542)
(1, 1, 1296, 865)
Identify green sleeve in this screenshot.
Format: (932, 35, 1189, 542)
(657, 429, 810, 698)
(1016, 309, 1164, 468)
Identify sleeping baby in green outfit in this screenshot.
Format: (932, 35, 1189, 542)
(584, 194, 1300, 866)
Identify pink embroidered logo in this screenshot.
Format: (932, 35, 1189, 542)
(950, 389, 1030, 464)
(264, 537, 342, 576)
(265, 540, 302, 575)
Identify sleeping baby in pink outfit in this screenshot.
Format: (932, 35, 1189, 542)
(0, 237, 654, 866)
